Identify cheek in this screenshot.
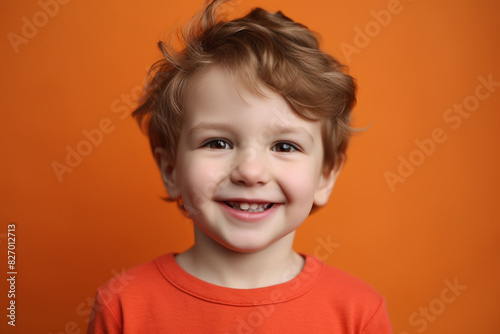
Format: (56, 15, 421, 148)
(179, 157, 227, 203)
(177, 169, 210, 219)
(282, 167, 319, 201)
(284, 153, 324, 196)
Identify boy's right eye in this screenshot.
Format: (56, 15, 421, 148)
(202, 139, 232, 150)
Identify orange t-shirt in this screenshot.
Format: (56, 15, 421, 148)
(87, 253, 392, 333)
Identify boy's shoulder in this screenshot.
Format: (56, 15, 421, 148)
(297, 255, 391, 333)
(316, 256, 384, 297)
(287, 254, 386, 306)
(95, 253, 173, 297)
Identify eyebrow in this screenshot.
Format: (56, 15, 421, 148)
(188, 122, 315, 144)
(187, 122, 234, 137)
(271, 124, 315, 144)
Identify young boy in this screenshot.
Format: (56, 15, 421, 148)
(88, 0, 392, 332)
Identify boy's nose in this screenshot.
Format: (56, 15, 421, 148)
(229, 149, 270, 187)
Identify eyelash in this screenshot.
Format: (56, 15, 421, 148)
(201, 139, 301, 153)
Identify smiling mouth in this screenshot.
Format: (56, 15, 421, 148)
(224, 201, 274, 213)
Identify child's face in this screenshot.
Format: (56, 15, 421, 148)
(157, 65, 340, 253)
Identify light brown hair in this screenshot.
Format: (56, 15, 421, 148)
(133, 0, 356, 174)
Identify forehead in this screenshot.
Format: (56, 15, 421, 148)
(185, 65, 271, 109)
(183, 65, 316, 129)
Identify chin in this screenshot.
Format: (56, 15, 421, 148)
(219, 231, 292, 254)
(221, 242, 267, 253)
(217, 236, 273, 254)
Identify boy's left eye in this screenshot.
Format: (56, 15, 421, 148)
(271, 142, 298, 153)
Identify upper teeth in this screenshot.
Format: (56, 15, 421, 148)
(226, 202, 272, 212)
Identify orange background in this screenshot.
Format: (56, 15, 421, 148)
(1, 0, 499, 333)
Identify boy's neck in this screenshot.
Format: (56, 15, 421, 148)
(175, 227, 305, 289)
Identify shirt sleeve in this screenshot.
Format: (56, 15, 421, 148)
(87, 289, 123, 334)
(361, 297, 393, 334)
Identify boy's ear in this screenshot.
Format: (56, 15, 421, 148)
(154, 147, 181, 199)
(313, 154, 345, 207)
